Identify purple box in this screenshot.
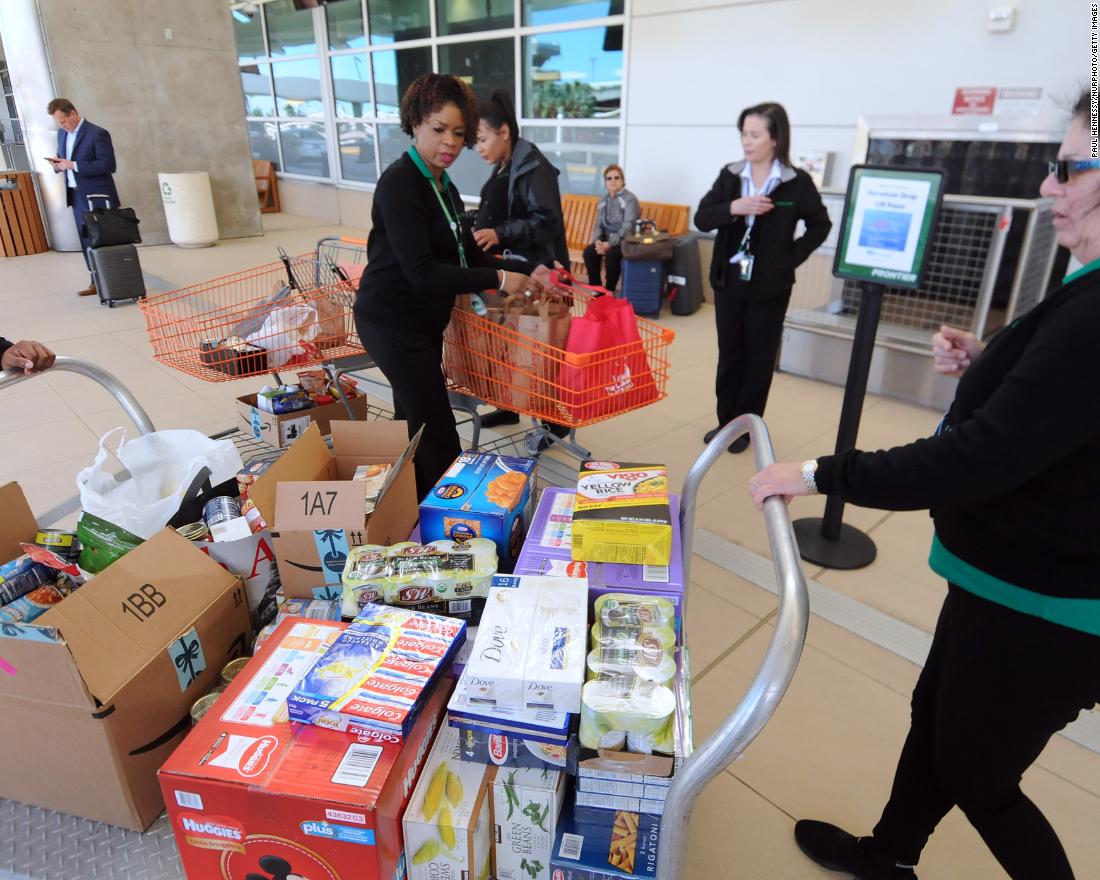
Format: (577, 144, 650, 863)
(515, 488, 684, 637)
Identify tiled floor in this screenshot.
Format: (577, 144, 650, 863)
(1, 215, 1097, 879)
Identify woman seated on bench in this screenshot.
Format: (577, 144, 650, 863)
(583, 164, 641, 292)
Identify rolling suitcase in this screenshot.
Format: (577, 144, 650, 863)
(89, 243, 146, 307)
(621, 258, 665, 317)
(668, 233, 704, 316)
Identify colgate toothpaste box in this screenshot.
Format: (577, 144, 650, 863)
(159, 618, 452, 880)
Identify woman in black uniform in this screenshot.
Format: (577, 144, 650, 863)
(354, 74, 541, 499)
(695, 101, 831, 453)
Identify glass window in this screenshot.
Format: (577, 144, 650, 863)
(332, 54, 373, 117)
(266, 0, 317, 56)
(280, 121, 330, 176)
(249, 120, 281, 168)
(241, 64, 276, 116)
(522, 0, 622, 26)
(438, 38, 515, 101)
(378, 122, 411, 172)
(373, 46, 433, 115)
(522, 124, 618, 195)
(232, 6, 266, 62)
(327, 0, 366, 49)
(446, 146, 492, 197)
(273, 58, 325, 117)
(337, 122, 378, 182)
(524, 26, 622, 119)
(436, 0, 514, 36)
(368, 0, 431, 44)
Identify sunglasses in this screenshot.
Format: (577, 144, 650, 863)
(605, 174, 622, 180)
(1048, 159, 1100, 184)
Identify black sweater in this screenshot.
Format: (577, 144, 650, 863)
(355, 152, 501, 336)
(817, 267, 1100, 601)
(694, 161, 831, 295)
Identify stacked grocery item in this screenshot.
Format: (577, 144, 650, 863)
(0, 542, 84, 624)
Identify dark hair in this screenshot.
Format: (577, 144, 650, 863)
(478, 90, 519, 145)
(1072, 87, 1091, 122)
(400, 74, 479, 148)
(603, 163, 625, 183)
(737, 101, 792, 167)
(47, 97, 76, 115)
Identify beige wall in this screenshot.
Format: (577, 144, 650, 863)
(277, 179, 375, 228)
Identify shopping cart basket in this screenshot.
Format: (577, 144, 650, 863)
(140, 248, 365, 382)
(443, 271, 674, 429)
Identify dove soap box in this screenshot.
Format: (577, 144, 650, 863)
(404, 724, 494, 880)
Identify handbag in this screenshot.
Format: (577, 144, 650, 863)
(81, 194, 141, 248)
(621, 219, 674, 261)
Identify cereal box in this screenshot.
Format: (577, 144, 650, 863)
(419, 453, 538, 572)
(571, 463, 672, 567)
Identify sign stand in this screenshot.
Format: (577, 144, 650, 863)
(794, 165, 945, 570)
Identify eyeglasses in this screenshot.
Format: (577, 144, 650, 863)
(604, 174, 622, 180)
(1048, 159, 1100, 183)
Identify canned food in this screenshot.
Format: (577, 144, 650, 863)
(190, 688, 225, 726)
(175, 521, 211, 542)
(34, 529, 79, 561)
(203, 496, 241, 529)
(221, 656, 251, 686)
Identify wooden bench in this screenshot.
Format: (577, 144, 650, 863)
(561, 193, 691, 282)
(253, 159, 280, 214)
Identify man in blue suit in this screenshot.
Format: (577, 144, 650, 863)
(46, 98, 120, 297)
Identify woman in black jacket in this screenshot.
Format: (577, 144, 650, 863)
(695, 101, 831, 452)
(354, 74, 541, 499)
(750, 90, 1100, 880)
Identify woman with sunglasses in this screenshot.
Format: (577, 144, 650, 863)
(750, 89, 1100, 880)
(583, 163, 641, 293)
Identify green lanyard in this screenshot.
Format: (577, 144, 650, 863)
(407, 145, 467, 268)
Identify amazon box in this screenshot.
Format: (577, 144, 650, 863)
(247, 421, 420, 599)
(0, 482, 250, 830)
(236, 392, 371, 449)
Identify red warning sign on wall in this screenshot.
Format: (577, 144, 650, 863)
(952, 87, 997, 115)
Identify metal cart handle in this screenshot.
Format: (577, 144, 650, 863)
(0, 356, 155, 435)
(659, 414, 810, 880)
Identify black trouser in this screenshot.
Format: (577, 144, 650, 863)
(68, 191, 92, 272)
(356, 317, 460, 501)
(583, 242, 623, 292)
(712, 279, 790, 426)
(871, 585, 1100, 878)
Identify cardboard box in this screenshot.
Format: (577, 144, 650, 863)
(515, 489, 685, 637)
(403, 724, 494, 880)
(0, 483, 250, 830)
(247, 421, 420, 599)
(236, 391, 371, 449)
(551, 804, 663, 880)
(455, 727, 580, 775)
(194, 529, 281, 631)
(491, 766, 567, 880)
(419, 452, 538, 572)
(572, 463, 672, 567)
(160, 618, 453, 880)
(573, 790, 665, 816)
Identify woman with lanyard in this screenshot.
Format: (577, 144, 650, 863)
(694, 101, 831, 453)
(354, 73, 542, 499)
(750, 90, 1100, 880)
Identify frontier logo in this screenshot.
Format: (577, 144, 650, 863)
(179, 813, 245, 853)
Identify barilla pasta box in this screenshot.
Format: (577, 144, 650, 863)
(404, 724, 494, 880)
(491, 765, 567, 880)
(551, 803, 662, 880)
(515, 489, 684, 638)
(462, 576, 587, 713)
(419, 453, 538, 572)
(159, 618, 453, 880)
(287, 604, 465, 738)
(571, 463, 672, 567)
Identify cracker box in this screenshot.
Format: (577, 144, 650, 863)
(403, 724, 494, 880)
(551, 803, 663, 880)
(160, 618, 453, 880)
(462, 576, 587, 713)
(515, 489, 684, 637)
(491, 766, 567, 880)
(571, 463, 672, 567)
(419, 453, 538, 572)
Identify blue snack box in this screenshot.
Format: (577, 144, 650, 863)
(551, 803, 663, 879)
(419, 453, 538, 572)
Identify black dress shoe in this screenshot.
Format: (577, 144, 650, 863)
(545, 421, 570, 439)
(727, 435, 750, 454)
(703, 426, 722, 445)
(479, 409, 520, 428)
(794, 820, 917, 879)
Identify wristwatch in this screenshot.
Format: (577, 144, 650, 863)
(800, 459, 819, 494)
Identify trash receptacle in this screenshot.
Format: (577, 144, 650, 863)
(158, 171, 218, 248)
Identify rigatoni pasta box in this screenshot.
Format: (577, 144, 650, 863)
(571, 462, 672, 566)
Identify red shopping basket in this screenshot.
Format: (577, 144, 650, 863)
(443, 272, 674, 428)
(140, 253, 366, 381)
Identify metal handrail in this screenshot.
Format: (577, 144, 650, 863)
(659, 414, 810, 879)
(0, 356, 155, 434)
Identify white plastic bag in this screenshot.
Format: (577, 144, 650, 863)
(77, 428, 243, 539)
(245, 302, 319, 368)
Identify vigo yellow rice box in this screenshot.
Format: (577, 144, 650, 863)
(571, 462, 672, 567)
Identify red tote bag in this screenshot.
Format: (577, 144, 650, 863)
(560, 294, 658, 421)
